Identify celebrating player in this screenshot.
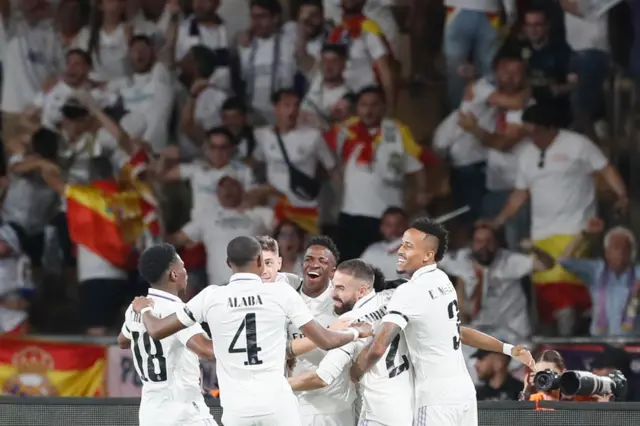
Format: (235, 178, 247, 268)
(256, 235, 301, 286)
(119, 244, 217, 426)
(131, 236, 372, 426)
(351, 217, 535, 426)
(288, 259, 415, 426)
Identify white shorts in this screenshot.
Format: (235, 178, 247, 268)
(300, 409, 354, 426)
(414, 400, 478, 426)
(139, 399, 216, 426)
(222, 397, 301, 426)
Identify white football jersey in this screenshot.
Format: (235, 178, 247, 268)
(287, 282, 356, 415)
(314, 290, 414, 426)
(383, 264, 476, 407)
(122, 288, 213, 426)
(175, 273, 315, 416)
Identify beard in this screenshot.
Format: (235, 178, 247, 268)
(472, 249, 495, 266)
(333, 300, 355, 316)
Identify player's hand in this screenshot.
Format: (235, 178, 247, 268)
(511, 345, 535, 370)
(330, 317, 352, 330)
(132, 296, 153, 313)
(350, 322, 373, 338)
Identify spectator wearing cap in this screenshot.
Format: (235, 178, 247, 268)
(472, 349, 523, 401)
(556, 217, 640, 337)
(439, 224, 555, 341)
(106, 35, 175, 152)
(326, 86, 432, 260)
(167, 175, 275, 288)
(294, 0, 333, 78)
(484, 103, 628, 336)
(0, 224, 34, 335)
(300, 43, 352, 129)
(239, 0, 297, 125)
(327, 0, 396, 107)
(360, 207, 408, 279)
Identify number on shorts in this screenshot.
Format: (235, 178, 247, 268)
(131, 331, 167, 382)
(228, 313, 263, 366)
(448, 300, 461, 350)
(385, 334, 410, 378)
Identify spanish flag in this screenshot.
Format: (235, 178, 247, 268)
(0, 338, 106, 396)
(66, 180, 143, 268)
(274, 196, 319, 235)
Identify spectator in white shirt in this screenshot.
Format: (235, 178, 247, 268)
(239, 0, 296, 124)
(0, 225, 33, 335)
(168, 175, 275, 286)
(484, 103, 628, 336)
(301, 43, 352, 129)
(107, 35, 174, 152)
(161, 127, 255, 220)
(131, 0, 172, 45)
(294, 0, 333, 78)
(274, 220, 306, 276)
(56, 0, 89, 49)
(360, 206, 408, 279)
(2, 0, 65, 153)
(74, 0, 130, 82)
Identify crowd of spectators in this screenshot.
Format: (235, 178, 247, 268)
(0, 0, 638, 388)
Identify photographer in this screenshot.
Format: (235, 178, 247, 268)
(522, 350, 612, 402)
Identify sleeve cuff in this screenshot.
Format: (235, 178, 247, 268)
(176, 305, 197, 327)
(382, 311, 408, 330)
(176, 323, 204, 346)
(315, 368, 334, 386)
(293, 312, 315, 330)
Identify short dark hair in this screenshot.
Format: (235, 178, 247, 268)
(190, 45, 218, 79)
(382, 206, 407, 220)
(492, 48, 525, 69)
(138, 243, 178, 285)
(206, 126, 235, 143)
(372, 265, 386, 291)
(66, 48, 92, 67)
(221, 97, 248, 114)
(129, 34, 153, 47)
(305, 235, 340, 264)
(273, 220, 305, 243)
(299, 0, 323, 10)
(251, 0, 282, 15)
(522, 102, 568, 128)
(337, 259, 375, 284)
(227, 236, 262, 267)
(525, 6, 548, 21)
(271, 88, 300, 105)
(256, 235, 279, 254)
(321, 43, 348, 58)
(31, 128, 59, 161)
(409, 217, 448, 262)
(356, 85, 385, 104)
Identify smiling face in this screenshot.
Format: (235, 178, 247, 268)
(302, 245, 336, 294)
(260, 249, 282, 282)
(331, 270, 367, 315)
(397, 228, 434, 277)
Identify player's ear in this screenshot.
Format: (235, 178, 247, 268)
(169, 269, 177, 281)
(277, 256, 282, 271)
(226, 258, 231, 269)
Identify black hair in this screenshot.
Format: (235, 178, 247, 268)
(356, 85, 385, 104)
(525, 5, 549, 21)
(273, 220, 306, 243)
(129, 34, 154, 47)
(381, 278, 408, 291)
(299, 0, 323, 10)
(190, 45, 218, 79)
(321, 43, 348, 58)
(522, 102, 567, 128)
(371, 265, 387, 292)
(251, 0, 282, 15)
(382, 206, 407, 220)
(227, 236, 262, 267)
(89, 156, 115, 181)
(221, 97, 248, 114)
(31, 128, 59, 161)
(66, 48, 93, 67)
(492, 48, 525, 70)
(305, 235, 340, 264)
(337, 259, 375, 284)
(409, 217, 449, 262)
(138, 243, 178, 285)
(61, 99, 89, 120)
(206, 126, 235, 144)
(271, 88, 300, 105)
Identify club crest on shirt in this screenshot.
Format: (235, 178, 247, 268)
(3, 347, 58, 396)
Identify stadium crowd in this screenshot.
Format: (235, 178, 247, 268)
(0, 0, 639, 404)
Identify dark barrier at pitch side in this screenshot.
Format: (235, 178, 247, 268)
(2, 398, 640, 426)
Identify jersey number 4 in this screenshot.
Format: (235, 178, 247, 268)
(228, 313, 264, 366)
(447, 300, 462, 350)
(131, 331, 167, 382)
(386, 334, 410, 378)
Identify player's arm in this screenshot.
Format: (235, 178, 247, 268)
(460, 327, 535, 369)
(287, 316, 354, 358)
(288, 342, 359, 391)
(118, 311, 133, 349)
(186, 333, 215, 360)
(132, 297, 188, 339)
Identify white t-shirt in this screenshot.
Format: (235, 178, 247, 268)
(0, 254, 31, 333)
(485, 109, 528, 191)
(383, 264, 476, 407)
(343, 25, 390, 92)
(360, 239, 401, 280)
(287, 283, 353, 415)
(439, 248, 533, 339)
(131, 6, 172, 44)
(564, 13, 609, 52)
(178, 160, 255, 218)
(175, 274, 315, 416)
(253, 126, 336, 208)
(301, 77, 350, 126)
(515, 130, 608, 240)
(182, 207, 273, 286)
(122, 289, 213, 426)
(32, 81, 107, 130)
(316, 289, 414, 426)
(73, 25, 130, 81)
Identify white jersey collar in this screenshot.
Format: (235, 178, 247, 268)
(229, 273, 262, 284)
(411, 263, 438, 280)
(148, 288, 181, 303)
(354, 290, 376, 309)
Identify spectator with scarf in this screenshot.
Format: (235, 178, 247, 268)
(558, 217, 640, 336)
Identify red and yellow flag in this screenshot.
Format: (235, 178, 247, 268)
(274, 196, 319, 235)
(66, 180, 144, 268)
(0, 338, 106, 396)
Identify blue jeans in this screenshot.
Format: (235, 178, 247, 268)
(570, 49, 610, 121)
(482, 190, 530, 251)
(444, 10, 500, 110)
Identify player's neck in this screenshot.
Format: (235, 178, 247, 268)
(151, 285, 177, 297)
(301, 281, 328, 298)
(408, 262, 436, 278)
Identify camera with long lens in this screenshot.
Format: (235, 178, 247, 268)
(559, 370, 627, 400)
(533, 369, 562, 392)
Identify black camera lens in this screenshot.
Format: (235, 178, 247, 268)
(534, 370, 561, 392)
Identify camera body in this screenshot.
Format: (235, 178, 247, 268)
(533, 369, 627, 400)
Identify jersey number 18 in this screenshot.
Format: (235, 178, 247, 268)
(131, 331, 168, 382)
(228, 313, 264, 366)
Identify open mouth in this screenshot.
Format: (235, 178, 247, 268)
(306, 271, 321, 279)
